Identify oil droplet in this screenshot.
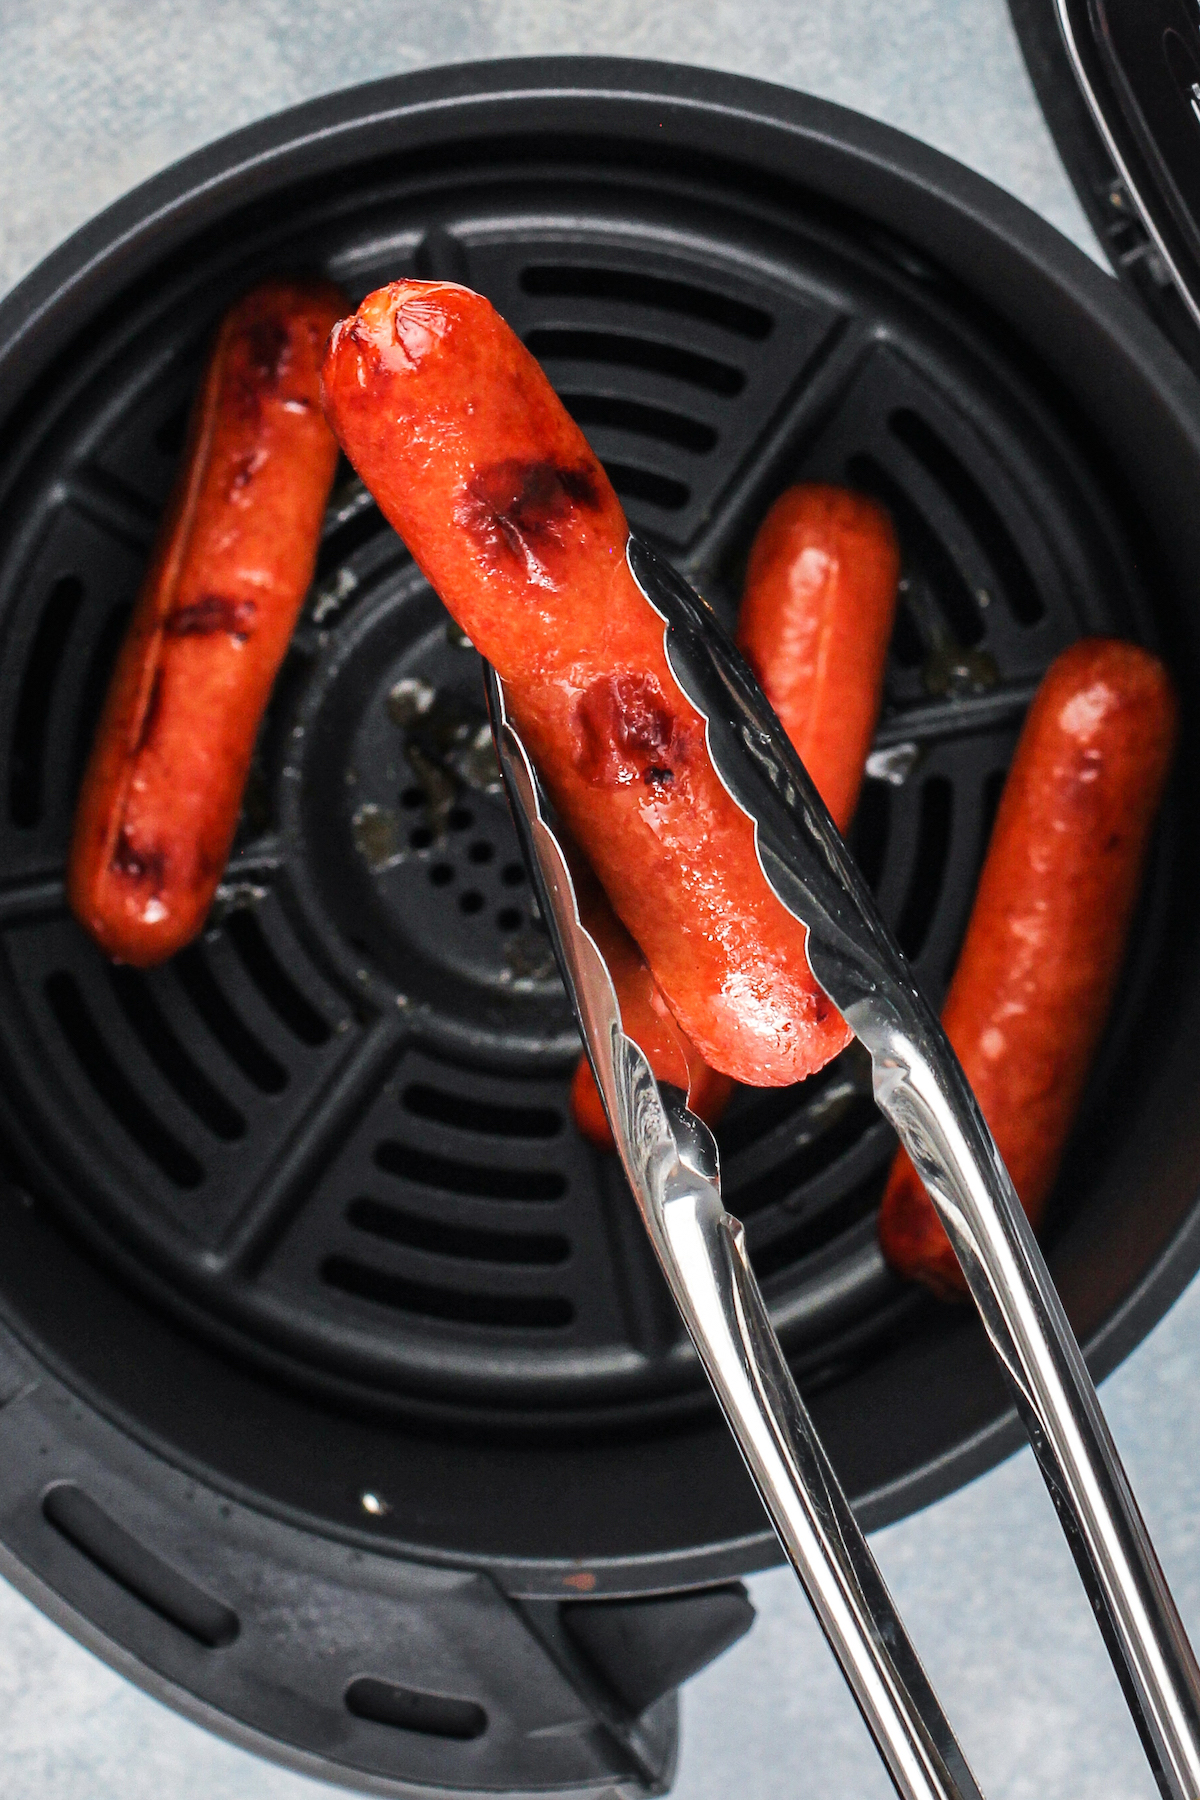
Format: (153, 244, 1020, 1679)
(865, 742, 923, 787)
(387, 676, 436, 728)
(310, 565, 358, 623)
(393, 682, 504, 840)
(352, 802, 402, 871)
(502, 928, 560, 986)
(211, 880, 269, 920)
(922, 644, 999, 698)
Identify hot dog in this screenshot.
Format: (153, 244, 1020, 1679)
(738, 484, 900, 832)
(321, 281, 852, 1087)
(569, 865, 735, 1147)
(877, 637, 1177, 1298)
(69, 277, 344, 966)
(572, 483, 899, 1148)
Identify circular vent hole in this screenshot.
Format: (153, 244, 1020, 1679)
(497, 908, 522, 932)
(409, 826, 433, 851)
(448, 806, 473, 831)
(400, 785, 425, 809)
(468, 841, 493, 864)
(500, 863, 525, 887)
(430, 864, 454, 888)
(459, 891, 484, 916)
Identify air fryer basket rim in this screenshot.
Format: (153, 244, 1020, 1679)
(0, 53, 1198, 1575)
(4, 52, 1200, 416)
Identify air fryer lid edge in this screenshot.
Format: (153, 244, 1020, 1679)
(1013, 0, 1200, 358)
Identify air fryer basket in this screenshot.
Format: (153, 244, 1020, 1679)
(2, 56, 1200, 1800)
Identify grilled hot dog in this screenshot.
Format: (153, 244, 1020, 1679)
(877, 637, 1177, 1297)
(738, 484, 900, 832)
(572, 483, 899, 1147)
(569, 866, 735, 1146)
(69, 277, 344, 965)
(321, 281, 853, 1086)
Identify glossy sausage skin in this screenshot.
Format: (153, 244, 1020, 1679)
(877, 638, 1177, 1298)
(738, 484, 900, 832)
(321, 281, 852, 1086)
(570, 868, 734, 1147)
(69, 278, 344, 965)
(572, 483, 899, 1147)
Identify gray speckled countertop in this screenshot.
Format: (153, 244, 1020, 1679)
(0, 4, 1194, 1799)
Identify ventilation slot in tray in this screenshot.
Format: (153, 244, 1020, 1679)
(401, 1083, 562, 1139)
(345, 1676, 487, 1740)
(347, 1196, 569, 1265)
(753, 1167, 891, 1282)
(154, 400, 191, 459)
(524, 329, 745, 397)
(889, 593, 927, 668)
(71, 601, 130, 787)
(224, 910, 331, 1046)
(896, 776, 954, 960)
(728, 1096, 880, 1221)
(321, 1256, 573, 1328)
(976, 767, 1008, 877)
(559, 393, 717, 454)
(46, 971, 204, 1189)
(889, 407, 1045, 625)
(848, 780, 891, 895)
(520, 263, 773, 339)
(108, 967, 245, 1142)
(601, 462, 689, 510)
(43, 1483, 238, 1647)
(374, 1140, 567, 1201)
(173, 944, 288, 1093)
(846, 452, 985, 648)
(10, 574, 86, 828)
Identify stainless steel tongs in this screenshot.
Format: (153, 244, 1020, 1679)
(482, 534, 1200, 1800)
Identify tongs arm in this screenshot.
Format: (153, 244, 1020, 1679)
(625, 532, 1200, 1800)
(870, 1003, 1200, 1800)
(663, 1181, 982, 1800)
(485, 665, 984, 1800)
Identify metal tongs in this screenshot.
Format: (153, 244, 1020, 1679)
(483, 535, 1200, 1800)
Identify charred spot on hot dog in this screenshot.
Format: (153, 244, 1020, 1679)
(243, 316, 291, 386)
(571, 671, 690, 789)
(110, 829, 166, 890)
(455, 458, 602, 582)
(165, 596, 257, 641)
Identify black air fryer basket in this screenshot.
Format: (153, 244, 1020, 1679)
(3, 43, 1200, 1800)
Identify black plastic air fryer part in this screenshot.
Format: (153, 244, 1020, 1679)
(1057, 1, 1200, 336)
(1009, 0, 1200, 367)
(3, 54, 1200, 1799)
(9, 188, 1136, 1429)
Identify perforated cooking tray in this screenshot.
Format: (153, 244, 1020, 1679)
(2, 54, 1200, 1800)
